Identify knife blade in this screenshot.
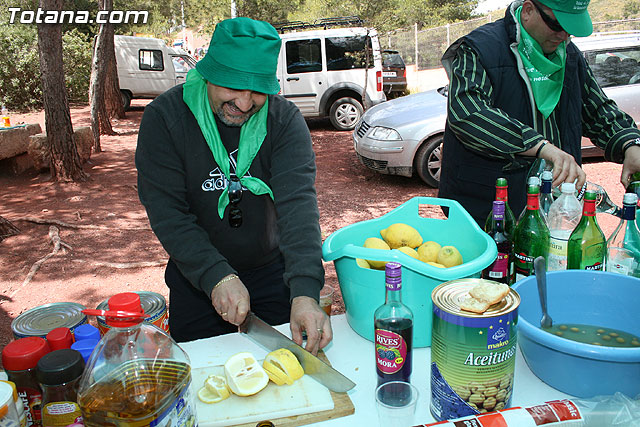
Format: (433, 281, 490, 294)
(238, 312, 356, 393)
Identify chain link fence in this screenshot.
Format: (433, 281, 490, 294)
(382, 17, 640, 71)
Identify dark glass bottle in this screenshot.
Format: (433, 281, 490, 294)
(512, 185, 550, 281)
(374, 262, 413, 387)
(484, 177, 516, 236)
(482, 201, 513, 284)
(567, 190, 606, 271)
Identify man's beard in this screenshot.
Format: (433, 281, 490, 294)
(214, 101, 257, 127)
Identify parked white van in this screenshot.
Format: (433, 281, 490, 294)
(114, 35, 196, 110)
(275, 19, 386, 130)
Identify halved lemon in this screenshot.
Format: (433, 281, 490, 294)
(264, 348, 304, 382)
(263, 360, 292, 386)
(224, 352, 269, 397)
(197, 374, 231, 404)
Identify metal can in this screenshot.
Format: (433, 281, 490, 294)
(96, 291, 169, 335)
(11, 302, 87, 339)
(430, 279, 520, 421)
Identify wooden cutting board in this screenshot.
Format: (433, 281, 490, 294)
(192, 352, 355, 427)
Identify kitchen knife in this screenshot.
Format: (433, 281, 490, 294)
(238, 312, 356, 393)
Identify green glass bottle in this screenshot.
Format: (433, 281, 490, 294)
(485, 177, 516, 236)
(512, 185, 550, 282)
(567, 191, 606, 271)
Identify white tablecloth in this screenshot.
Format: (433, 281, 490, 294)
(180, 314, 573, 426)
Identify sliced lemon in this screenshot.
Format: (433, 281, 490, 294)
(197, 374, 230, 404)
(264, 348, 304, 382)
(224, 352, 269, 397)
(262, 360, 292, 386)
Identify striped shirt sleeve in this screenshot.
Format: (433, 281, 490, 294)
(580, 63, 640, 163)
(447, 43, 544, 161)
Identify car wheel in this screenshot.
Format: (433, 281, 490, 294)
(121, 90, 131, 111)
(329, 97, 363, 131)
(415, 135, 443, 188)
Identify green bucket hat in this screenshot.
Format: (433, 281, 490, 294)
(537, 0, 593, 37)
(196, 17, 281, 94)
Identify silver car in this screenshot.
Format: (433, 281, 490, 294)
(354, 31, 640, 187)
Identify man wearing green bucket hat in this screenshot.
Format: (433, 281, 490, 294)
(438, 0, 640, 225)
(135, 17, 331, 354)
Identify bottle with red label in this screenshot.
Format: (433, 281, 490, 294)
(374, 262, 413, 386)
(482, 200, 513, 284)
(2, 336, 51, 426)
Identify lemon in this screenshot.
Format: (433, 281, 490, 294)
(397, 246, 419, 259)
(264, 348, 304, 382)
(380, 223, 423, 249)
(417, 241, 441, 263)
(356, 258, 371, 269)
(224, 352, 269, 397)
(427, 261, 446, 268)
(263, 360, 293, 386)
(437, 245, 463, 268)
(363, 237, 390, 269)
(197, 374, 231, 404)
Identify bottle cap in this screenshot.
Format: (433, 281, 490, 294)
(385, 262, 402, 285)
(0, 381, 18, 403)
(623, 192, 638, 205)
(584, 190, 597, 201)
(70, 339, 100, 364)
(527, 176, 540, 186)
(541, 170, 553, 181)
(36, 349, 85, 386)
(46, 327, 74, 351)
(561, 182, 576, 193)
(493, 200, 505, 216)
(1, 337, 51, 371)
(73, 324, 101, 342)
(496, 177, 507, 187)
(105, 292, 145, 327)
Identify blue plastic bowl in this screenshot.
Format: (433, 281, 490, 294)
(322, 197, 497, 347)
(512, 270, 640, 398)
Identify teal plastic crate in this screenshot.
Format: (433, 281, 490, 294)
(322, 197, 497, 347)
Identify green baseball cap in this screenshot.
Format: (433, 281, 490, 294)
(196, 17, 281, 94)
(537, 0, 593, 37)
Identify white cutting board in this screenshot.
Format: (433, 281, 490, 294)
(191, 363, 334, 427)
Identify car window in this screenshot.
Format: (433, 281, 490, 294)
(584, 46, 640, 87)
(139, 49, 164, 71)
(172, 56, 188, 73)
(286, 39, 322, 74)
(326, 35, 374, 70)
(383, 52, 405, 67)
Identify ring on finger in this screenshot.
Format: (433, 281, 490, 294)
(317, 328, 323, 334)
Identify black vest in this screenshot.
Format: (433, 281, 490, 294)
(438, 9, 588, 226)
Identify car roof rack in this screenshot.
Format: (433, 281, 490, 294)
(273, 16, 364, 33)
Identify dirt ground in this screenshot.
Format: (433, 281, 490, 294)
(0, 100, 626, 360)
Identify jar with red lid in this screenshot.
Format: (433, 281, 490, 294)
(1, 337, 51, 426)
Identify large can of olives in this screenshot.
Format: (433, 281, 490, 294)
(430, 279, 520, 421)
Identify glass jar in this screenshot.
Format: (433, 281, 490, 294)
(36, 349, 85, 426)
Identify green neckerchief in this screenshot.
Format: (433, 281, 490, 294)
(183, 68, 274, 219)
(516, 6, 566, 119)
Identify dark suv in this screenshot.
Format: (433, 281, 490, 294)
(382, 50, 408, 98)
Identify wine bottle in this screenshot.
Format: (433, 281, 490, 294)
(567, 190, 606, 270)
(512, 185, 550, 282)
(539, 170, 554, 222)
(374, 262, 413, 387)
(606, 193, 640, 276)
(484, 177, 516, 236)
(482, 201, 513, 284)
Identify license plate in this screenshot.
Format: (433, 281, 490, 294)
(382, 71, 396, 77)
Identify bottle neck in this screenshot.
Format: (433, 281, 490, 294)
(385, 280, 402, 303)
(583, 199, 596, 217)
(526, 193, 540, 211)
(621, 203, 636, 221)
(495, 186, 508, 202)
(541, 179, 552, 194)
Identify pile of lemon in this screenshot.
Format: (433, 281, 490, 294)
(358, 222, 463, 269)
(197, 348, 304, 404)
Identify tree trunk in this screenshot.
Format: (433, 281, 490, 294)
(89, 0, 118, 152)
(104, 18, 125, 120)
(37, 0, 86, 182)
(0, 215, 20, 242)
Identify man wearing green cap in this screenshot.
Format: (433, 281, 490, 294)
(135, 17, 331, 354)
(438, 0, 640, 225)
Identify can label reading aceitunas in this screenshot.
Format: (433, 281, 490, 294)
(430, 279, 520, 421)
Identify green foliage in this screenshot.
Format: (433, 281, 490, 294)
(62, 29, 92, 103)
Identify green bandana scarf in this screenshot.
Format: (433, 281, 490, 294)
(516, 7, 566, 119)
(183, 68, 274, 219)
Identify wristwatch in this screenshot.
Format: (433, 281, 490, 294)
(622, 138, 640, 154)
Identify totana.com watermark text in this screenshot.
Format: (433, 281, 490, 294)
(7, 7, 148, 25)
